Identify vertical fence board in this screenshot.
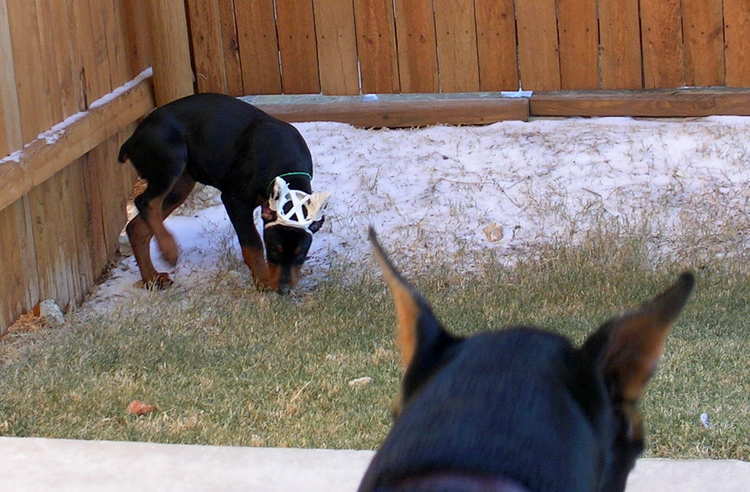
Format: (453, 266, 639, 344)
(682, 0, 724, 86)
(47, 1, 85, 117)
(474, 0, 518, 91)
(235, 0, 282, 94)
(35, 0, 64, 124)
(724, 0, 750, 87)
(354, 0, 400, 93)
(217, 0, 243, 96)
(0, 0, 22, 155)
(66, 158, 95, 299)
(187, 0, 228, 93)
(106, 0, 133, 88)
(394, 0, 438, 92)
(557, 0, 598, 89)
(122, 0, 153, 75)
(0, 200, 38, 330)
(515, 0, 560, 91)
(600, 0, 642, 88)
(7, 0, 53, 140)
(276, 0, 320, 94)
(640, 0, 685, 88)
(433, 0, 479, 92)
(313, 0, 360, 95)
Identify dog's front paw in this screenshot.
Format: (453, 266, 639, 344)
(143, 272, 174, 290)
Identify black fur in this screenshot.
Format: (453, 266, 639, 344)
(119, 93, 324, 293)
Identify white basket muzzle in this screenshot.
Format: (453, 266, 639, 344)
(265, 176, 330, 233)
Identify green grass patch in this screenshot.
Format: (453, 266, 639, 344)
(1, 230, 748, 459)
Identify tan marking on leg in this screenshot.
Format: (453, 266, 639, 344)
(242, 246, 272, 290)
(127, 215, 172, 289)
(143, 195, 178, 266)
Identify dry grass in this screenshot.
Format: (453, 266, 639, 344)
(0, 216, 748, 459)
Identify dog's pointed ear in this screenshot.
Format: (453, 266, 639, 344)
(582, 272, 694, 405)
(308, 191, 331, 221)
(369, 227, 452, 371)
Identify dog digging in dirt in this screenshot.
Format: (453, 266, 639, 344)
(360, 228, 694, 492)
(118, 93, 330, 294)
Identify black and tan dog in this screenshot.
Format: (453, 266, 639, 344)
(360, 229, 694, 492)
(118, 93, 330, 294)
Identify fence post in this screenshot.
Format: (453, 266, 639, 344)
(146, 0, 194, 105)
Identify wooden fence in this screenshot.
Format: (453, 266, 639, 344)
(0, 0, 161, 333)
(187, 0, 750, 96)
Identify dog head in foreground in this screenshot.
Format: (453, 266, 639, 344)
(359, 228, 694, 492)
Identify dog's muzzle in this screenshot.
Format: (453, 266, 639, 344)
(264, 176, 330, 233)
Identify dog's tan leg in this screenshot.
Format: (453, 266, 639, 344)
(242, 246, 272, 290)
(127, 174, 196, 289)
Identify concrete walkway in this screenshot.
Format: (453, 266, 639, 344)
(1, 437, 748, 491)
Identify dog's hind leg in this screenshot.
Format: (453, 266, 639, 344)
(127, 173, 194, 288)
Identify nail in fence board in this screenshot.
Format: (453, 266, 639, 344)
(474, 0, 518, 91)
(433, 0, 480, 93)
(313, 0, 360, 95)
(234, 0, 282, 95)
(682, 0, 724, 87)
(557, 0, 598, 89)
(275, 0, 320, 94)
(393, 0, 438, 93)
(515, 0, 561, 91)
(354, 0, 400, 93)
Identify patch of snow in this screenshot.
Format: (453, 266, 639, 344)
(0, 150, 22, 165)
(85, 116, 750, 313)
(89, 67, 153, 110)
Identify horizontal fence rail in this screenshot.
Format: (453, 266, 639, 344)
(187, 0, 750, 96)
(0, 0, 155, 333)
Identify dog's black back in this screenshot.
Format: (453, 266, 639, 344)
(121, 93, 313, 198)
(360, 229, 694, 492)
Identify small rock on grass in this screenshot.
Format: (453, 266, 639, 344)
(39, 299, 64, 327)
(127, 400, 157, 416)
(348, 377, 372, 387)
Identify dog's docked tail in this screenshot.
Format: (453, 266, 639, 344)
(117, 139, 130, 163)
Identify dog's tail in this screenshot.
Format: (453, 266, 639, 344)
(117, 139, 130, 163)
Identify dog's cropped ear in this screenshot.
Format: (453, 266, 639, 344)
(308, 191, 331, 221)
(581, 273, 694, 419)
(261, 201, 277, 223)
(369, 227, 455, 373)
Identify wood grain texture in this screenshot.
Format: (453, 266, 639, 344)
(258, 98, 528, 127)
(0, 74, 154, 211)
(724, 0, 750, 87)
(122, 0, 153, 75)
(354, 0, 400, 93)
(7, 0, 53, 140)
(531, 89, 750, 116)
(187, 0, 227, 93)
(474, 0, 517, 91)
(433, 0, 479, 92)
(394, 0, 438, 92)
(640, 0, 685, 88)
(0, 198, 38, 332)
(146, 0, 194, 104)
(313, 0, 360, 95)
(515, 0, 560, 91)
(599, 0, 643, 89)
(682, 0, 724, 86)
(0, 0, 22, 155)
(275, 0, 320, 94)
(234, 0, 281, 94)
(217, 0, 243, 96)
(557, 0, 598, 89)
